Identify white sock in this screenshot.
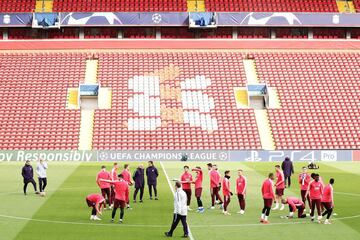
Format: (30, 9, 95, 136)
(275, 203, 279, 208)
(265, 216, 268, 221)
(289, 212, 294, 217)
(261, 213, 265, 219)
(281, 204, 285, 208)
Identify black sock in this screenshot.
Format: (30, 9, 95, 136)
(111, 208, 117, 219)
(120, 208, 124, 220)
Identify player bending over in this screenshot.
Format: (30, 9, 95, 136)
(307, 173, 324, 223)
(192, 167, 204, 213)
(282, 197, 307, 218)
(85, 193, 105, 221)
(236, 169, 247, 214)
(321, 178, 335, 224)
(222, 170, 232, 215)
(273, 165, 285, 211)
(101, 174, 129, 223)
(261, 173, 275, 224)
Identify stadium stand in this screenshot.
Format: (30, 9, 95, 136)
(0, 50, 358, 150)
(255, 52, 360, 149)
(204, 0, 339, 12)
(93, 52, 261, 150)
(47, 28, 79, 39)
(84, 28, 118, 39)
(313, 28, 347, 39)
(198, 28, 233, 39)
(353, 0, 360, 12)
(161, 28, 195, 38)
(0, 53, 84, 150)
(53, 0, 187, 12)
(275, 28, 308, 39)
(351, 28, 360, 39)
(0, 0, 36, 12)
(237, 28, 270, 39)
(123, 28, 156, 39)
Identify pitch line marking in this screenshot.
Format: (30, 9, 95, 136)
(0, 214, 359, 228)
(160, 161, 195, 240)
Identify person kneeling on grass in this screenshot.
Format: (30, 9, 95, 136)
(101, 174, 129, 224)
(86, 193, 105, 221)
(321, 178, 335, 224)
(282, 197, 307, 219)
(165, 181, 189, 238)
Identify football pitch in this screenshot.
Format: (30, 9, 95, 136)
(0, 161, 360, 240)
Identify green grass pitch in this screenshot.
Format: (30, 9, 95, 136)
(0, 161, 360, 240)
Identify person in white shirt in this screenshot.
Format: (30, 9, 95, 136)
(165, 181, 189, 238)
(36, 159, 48, 193)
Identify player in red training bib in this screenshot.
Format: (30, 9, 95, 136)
(222, 170, 233, 215)
(192, 167, 204, 213)
(307, 173, 324, 223)
(236, 169, 247, 215)
(260, 173, 275, 224)
(96, 165, 111, 209)
(273, 165, 285, 211)
(321, 178, 335, 224)
(282, 196, 307, 219)
(207, 163, 223, 209)
(110, 162, 119, 209)
(85, 193, 105, 221)
(121, 164, 133, 209)
(180, 166, 193, 211)
(100, 174, 129, 223)
(299, 166, 311, 211)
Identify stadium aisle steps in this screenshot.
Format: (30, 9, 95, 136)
(336, 0, 356, 12)
(78, 110, 95, 150)
(78, 59, 99, 150)
(187, 0, 205, 11)
(254, 110, 276, 150)
(243, 58, 275, 150)
(84, 59, 98, 84)
(268, 87, 281, 109)
(35, 0, 53, 12)
(243, 59, 259, 84)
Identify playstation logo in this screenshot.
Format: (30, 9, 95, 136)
(245, 151, 262, 162)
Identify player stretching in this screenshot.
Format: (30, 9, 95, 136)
(299, 166, 311, 212)
(121, 164, 133, 209)
(110, 162, 119, 209)
(180, 166, 193, 211)
(321, 178, 335, 224)
(101, 174, 129, 223)
(236, 169, 247, 214)
(208, 164, 223, 209)
(222, 170, 232, 215)
(307, 173, 324, 223)
(261, 173, 275, 224)
(85, 193, 105, 221)
(192, 167, 204, 213)
(273, 165, 285, 210)
(282, 197, 307, 218)
(96, 165, 111, 209)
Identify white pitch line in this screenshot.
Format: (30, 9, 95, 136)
(334, 191, 360, 197)
(160, 161, 195, 240)
(0, 213, 359, 228)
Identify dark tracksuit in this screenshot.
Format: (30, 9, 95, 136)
(281, 159, 294, 187)
(146, 166, 158, 198)
(22, 164, 37, 194)
(133, 168, 145, 201)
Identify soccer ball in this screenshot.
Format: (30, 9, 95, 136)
(40, 192, 46, 197)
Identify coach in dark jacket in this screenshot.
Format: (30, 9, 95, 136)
(133, 165, 145, 202)
(146, 161, 159, 200)
(21, 160, 39, 195)
(281, 157, 294, 188)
